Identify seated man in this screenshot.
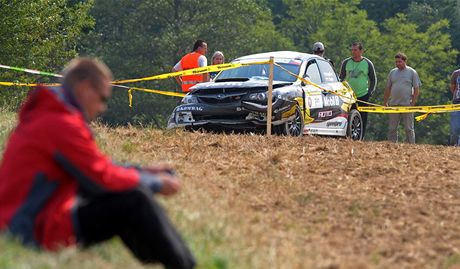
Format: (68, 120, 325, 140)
(0, 58, 195, 269)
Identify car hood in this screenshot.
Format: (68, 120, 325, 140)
(190, 79, 292, 94)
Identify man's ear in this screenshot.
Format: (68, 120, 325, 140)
(73, 80, 90, 101)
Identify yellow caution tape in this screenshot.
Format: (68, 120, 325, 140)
(357, 104, 460, 113)
(113, 61, 271, 84)
(3, 61, 460, 122)
(358, 104, 460, 121)
(274, 63, 361, 104)
(0, 82, 60, 87)
(128, 87, 185, 107)
(273, 63, 460, 121)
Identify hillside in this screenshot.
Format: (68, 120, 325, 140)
(1, 116, 460, 268)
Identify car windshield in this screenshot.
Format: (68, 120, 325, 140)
(216, 61, 301, 82)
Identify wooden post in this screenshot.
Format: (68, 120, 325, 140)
(266, 56, 274, 136)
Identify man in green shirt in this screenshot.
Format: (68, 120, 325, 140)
(339, 42, 377, 138)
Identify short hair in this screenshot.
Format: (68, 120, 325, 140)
(61, 58, 113, 89)
(351, 42, 363, 50)
(395, 52, 408, 61)
(211, 51, 225, 64)
(193, 40, 206, 51)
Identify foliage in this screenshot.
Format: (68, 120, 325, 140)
(0, 0, 459, 144)
(358, 0, 411, 23)
(0, 0, 94, 108)
(80, 0, 293, 126)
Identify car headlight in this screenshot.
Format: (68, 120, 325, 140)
(248, 92, 267, 102)
(181, 95, 198, 104)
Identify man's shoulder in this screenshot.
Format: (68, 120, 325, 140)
(363, 57, 374, 66)
(17, 88, 87, 137)
(388, 67, 398, 74)
(341, 57, 352, 64)
(405, 66, 419, 75)
(452, 69, 460, 77)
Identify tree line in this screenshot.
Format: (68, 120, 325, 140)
(0, 0, 458, 144)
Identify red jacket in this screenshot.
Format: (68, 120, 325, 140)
(0, 86, 157, 250)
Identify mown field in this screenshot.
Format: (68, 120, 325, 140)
(1, 110, 460, 269)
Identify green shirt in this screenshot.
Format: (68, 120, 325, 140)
(339, 57, 376, 98)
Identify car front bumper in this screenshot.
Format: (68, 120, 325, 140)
(167, 99, 296, 129)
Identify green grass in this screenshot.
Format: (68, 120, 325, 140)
(0, 108, 16, 149)
(0, 235, 155, 269)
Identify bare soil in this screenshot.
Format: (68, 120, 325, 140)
(89, 126, 460, 268)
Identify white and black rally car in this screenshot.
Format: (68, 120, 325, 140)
(168, 51, 362, 140)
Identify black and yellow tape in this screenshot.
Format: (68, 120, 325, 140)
(127, 87, 185, 107)
(273, 63, 460, 121)
(0, 82, 60, 87)
(2, 60, 460, 121)
(113, 61, 271, 84)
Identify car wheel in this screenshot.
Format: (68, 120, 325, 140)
(273, 105, 304, 136)
(346, 109, 363, 140)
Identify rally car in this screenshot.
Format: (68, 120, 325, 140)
(167, 51, 363, 140)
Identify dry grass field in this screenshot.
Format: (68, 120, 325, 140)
(1, 113, 460, 268)
(100, 125, 460, 269)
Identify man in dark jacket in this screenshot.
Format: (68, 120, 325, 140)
(0, 58, 195, 269)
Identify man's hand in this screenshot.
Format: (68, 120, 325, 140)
(157, 173, 181, 196)
(144, 163, 176, 175)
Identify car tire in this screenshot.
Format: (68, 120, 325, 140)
(273, 105, 304, 137)
(346, 109, 363, 141)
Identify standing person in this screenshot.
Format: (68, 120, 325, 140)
(383, 52, 421, 144)
(312, 41, 334, 67)
(0, 58, 195, 269)
(209, 51, 225, 80)
(339, 42, 377, 138)
(449, 68, 460, 145)
(312, 42, 325, 57)
(172, 39, 209, 92)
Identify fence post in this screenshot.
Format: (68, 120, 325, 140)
(266, 56, 274, 136)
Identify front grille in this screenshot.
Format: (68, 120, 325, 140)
(195, 114, 247, 121)
(198, 95, 243, 104)
(194, 87, 265, 95)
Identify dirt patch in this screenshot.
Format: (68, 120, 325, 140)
(98, 126, 460, 269)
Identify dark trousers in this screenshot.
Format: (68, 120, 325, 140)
(357, 93, 370, 138)
(76, 187, 195, 269)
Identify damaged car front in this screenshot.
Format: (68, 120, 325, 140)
(167, 54, 306, 136)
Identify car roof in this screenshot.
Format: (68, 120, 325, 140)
(232, 51, 320, 62)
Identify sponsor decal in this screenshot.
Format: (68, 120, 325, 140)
(326, 121, 342, 127)
(323, 95, 340, 107)
(307, 95, 323, 109)
(176, 106, 203, 112)
(305, 128, 318, 133)
(318, 110, 333, 118)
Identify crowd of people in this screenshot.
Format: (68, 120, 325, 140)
(312, 41, 460, 146)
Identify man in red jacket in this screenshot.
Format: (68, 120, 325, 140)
(0, 58, 195, 269)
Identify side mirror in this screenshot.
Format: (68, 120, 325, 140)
(301, 75, 310, 86)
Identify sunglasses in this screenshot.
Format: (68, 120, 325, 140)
(91, 86, 110, 105)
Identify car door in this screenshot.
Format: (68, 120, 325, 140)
(302, 59, 323, 123)
(314, 59, 346, 124)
